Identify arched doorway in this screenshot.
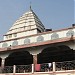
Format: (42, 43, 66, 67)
(5, 51, 33, 66)
(37, 45, 74, 64)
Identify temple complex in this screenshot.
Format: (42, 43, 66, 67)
(0, 7, 75, 75)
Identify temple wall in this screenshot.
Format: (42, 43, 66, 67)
(1, 28, 75, 48)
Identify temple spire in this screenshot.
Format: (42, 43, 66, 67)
(4, 4, 45, 40)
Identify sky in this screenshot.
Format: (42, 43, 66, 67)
(0, 0, 74, 41)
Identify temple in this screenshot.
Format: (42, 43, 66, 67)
(0, 7, 75, 75)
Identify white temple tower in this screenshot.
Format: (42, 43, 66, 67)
(4, 6, 45, 40)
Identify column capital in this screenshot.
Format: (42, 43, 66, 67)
(1, 55, 8, 60)
(1, 58, 5, 60)
(1, 56, 8, 60)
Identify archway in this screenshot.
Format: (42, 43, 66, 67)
(5, 51, 33, 66)
(37, 45, 75, 64)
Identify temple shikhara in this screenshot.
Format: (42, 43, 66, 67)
(0, 7, 75, 75)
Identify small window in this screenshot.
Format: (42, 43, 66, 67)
(8, 34, 12, 38)
(13, 33, 17, 37)
(12, 40, 18, 46)
(6, 35, 8, 39)
(2, 43, 8, 48)
(24, 38, 30, 44)
(66, 30, 74, 37)
(37, 36, 44, 42)
(51, 33, 59, 40)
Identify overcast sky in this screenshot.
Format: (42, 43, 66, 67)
(0, 0, 74, 40)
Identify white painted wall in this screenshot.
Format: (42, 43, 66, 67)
(1, 28, 75, 49)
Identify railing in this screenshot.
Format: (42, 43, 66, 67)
(2, 66, 13, 73)
(55, 61, 75, 71)
(16, 64, 32, 73)
(0, 61, 75, 73)
(0, 64, 32, 73)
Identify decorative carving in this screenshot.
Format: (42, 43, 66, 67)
(66, 30, 74, 37)
(24, 38, 30, 44)
(2, 43, 8, 48)
(12, 40, 18, 46)
(37, 36, 44, 42)
(51, 33, 59, 40)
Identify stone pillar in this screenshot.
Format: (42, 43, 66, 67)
(32, 64, 34, 73)
(13, 65, 16, 73)
(1, 58, 5, 68)
(33, 55, 37, 72)
(33, 55, 37, 64)
(53, 62, 56, 72)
